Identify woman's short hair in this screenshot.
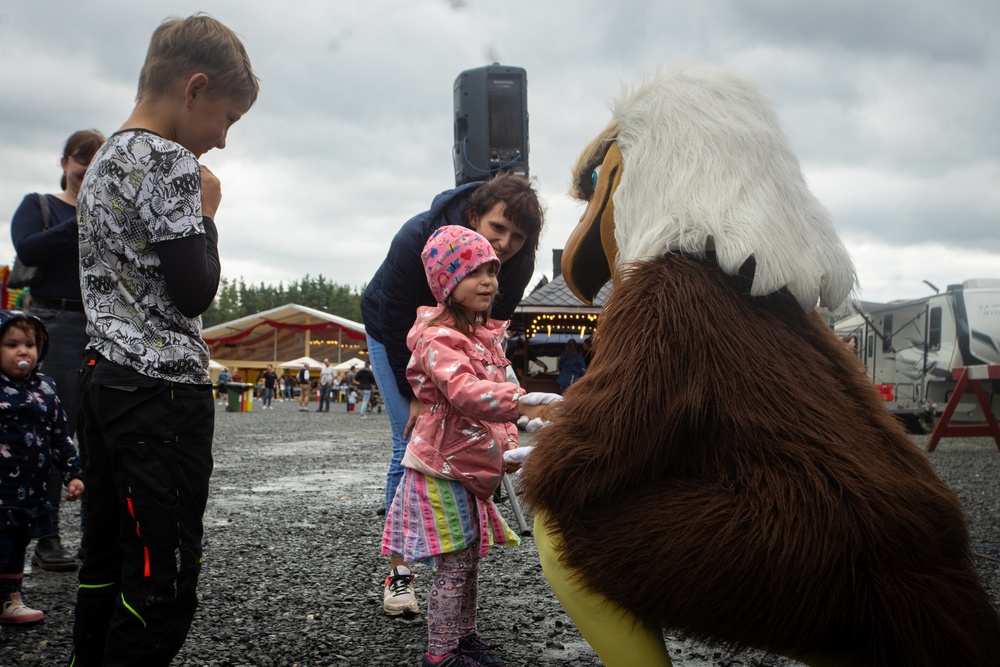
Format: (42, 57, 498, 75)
(465, 172, 545, 259)
(137, 13, 259, 107)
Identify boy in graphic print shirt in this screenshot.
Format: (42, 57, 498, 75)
(73, 14, 259, 666)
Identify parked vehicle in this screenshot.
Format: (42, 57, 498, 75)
(833, 279, 1000, 432)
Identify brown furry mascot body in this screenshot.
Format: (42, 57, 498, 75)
(520, 63, 1000, 666)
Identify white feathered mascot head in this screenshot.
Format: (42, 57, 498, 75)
(563, 62, 856, 311)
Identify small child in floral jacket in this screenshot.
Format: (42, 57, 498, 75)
(0, 310, 83, 626)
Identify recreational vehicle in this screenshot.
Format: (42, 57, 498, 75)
(833, 279, 1000, 432)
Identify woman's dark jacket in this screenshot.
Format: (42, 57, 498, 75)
(361, 182, 534, 399)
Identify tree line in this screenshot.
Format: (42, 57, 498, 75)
(202, 275, 364, 328)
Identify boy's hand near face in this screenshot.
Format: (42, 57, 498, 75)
(65, 478, 84, 501)
(200, 165, 221, 219)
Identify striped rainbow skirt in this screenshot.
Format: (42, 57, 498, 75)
(382, 467, 520, 567)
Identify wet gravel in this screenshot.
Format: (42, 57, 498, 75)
(4, 399, 999, 666)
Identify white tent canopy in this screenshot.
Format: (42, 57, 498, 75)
(278, 356, 324, 370)
(333, 357, 367, 371)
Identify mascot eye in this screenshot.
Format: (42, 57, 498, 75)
(592, 166, 601, 191)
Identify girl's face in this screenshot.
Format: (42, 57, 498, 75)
(451, 263, 498, 317)
(0, 326, 39, 379)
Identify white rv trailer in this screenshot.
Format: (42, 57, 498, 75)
(833, 279, 1000, 431)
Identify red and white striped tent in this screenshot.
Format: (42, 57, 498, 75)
(203, 304, 366, 372)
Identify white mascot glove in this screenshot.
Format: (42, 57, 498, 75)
(519, 391, 563, 406)
(503, 445, 534, 464)
(516, 392, 563, 433)
(516, 415, 548, 433)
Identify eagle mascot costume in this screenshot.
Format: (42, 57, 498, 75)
(520, 62, 1000, 667)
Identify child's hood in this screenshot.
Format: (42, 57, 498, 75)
(0, 309, 49, 362)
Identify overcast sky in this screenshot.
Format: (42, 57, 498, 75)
(1, 0, 997, 305)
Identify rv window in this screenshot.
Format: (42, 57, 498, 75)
(867, 334, 874, 358)
(928, 307, 942, 350)
(882, 314, 893, 353)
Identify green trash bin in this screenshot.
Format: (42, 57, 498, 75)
(227, 383, 249, 412)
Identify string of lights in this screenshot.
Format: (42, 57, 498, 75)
(524, 313, 600, 339)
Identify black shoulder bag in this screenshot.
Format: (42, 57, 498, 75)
(8, 194, 51, 289)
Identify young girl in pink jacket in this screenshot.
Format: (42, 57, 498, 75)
(382, 225, 548, 667)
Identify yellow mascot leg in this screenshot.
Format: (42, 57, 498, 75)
(534, 512, 673, 667)
(535, 513, 849, 667)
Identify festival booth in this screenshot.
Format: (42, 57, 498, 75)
(203, 304, 367, 388)
(510, 253, 611, 393)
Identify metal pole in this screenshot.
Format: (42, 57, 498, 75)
(502, 475, 530, 536)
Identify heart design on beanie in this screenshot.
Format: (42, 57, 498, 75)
(421, 225, 500, 305)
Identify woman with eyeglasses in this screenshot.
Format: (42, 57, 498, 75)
(9, 128, 106, 572)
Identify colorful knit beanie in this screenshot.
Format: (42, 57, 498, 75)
(421, 225, 500, 304)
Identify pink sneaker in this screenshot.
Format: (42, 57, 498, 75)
(0, 592, 44, 624)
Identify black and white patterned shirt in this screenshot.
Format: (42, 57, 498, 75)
(78, 130, 212, 384)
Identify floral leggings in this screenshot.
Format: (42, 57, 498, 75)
(427, 545, 480, 655)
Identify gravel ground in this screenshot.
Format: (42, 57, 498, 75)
(3, 399, 999, 666)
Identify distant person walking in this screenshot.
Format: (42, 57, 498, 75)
(217, 367, 231, 406)
(260, 364, 277, 409)
(297, 363, 311, 411)
(345, 365, 357, 412)
(556, 339, 587, 394)
(355, 362, 376, 417)
(317, 358, 335, 412)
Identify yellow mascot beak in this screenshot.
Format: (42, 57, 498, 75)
(562, 141, 622, 305)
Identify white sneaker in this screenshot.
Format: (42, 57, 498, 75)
(383, 566, 419, 617)
(0, 593, 44, 624)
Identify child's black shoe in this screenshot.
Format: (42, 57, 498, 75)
(457, 633, 506, 666)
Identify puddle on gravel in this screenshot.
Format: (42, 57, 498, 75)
(249, 468, 374, 493)
(252, 440, 344, 456)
